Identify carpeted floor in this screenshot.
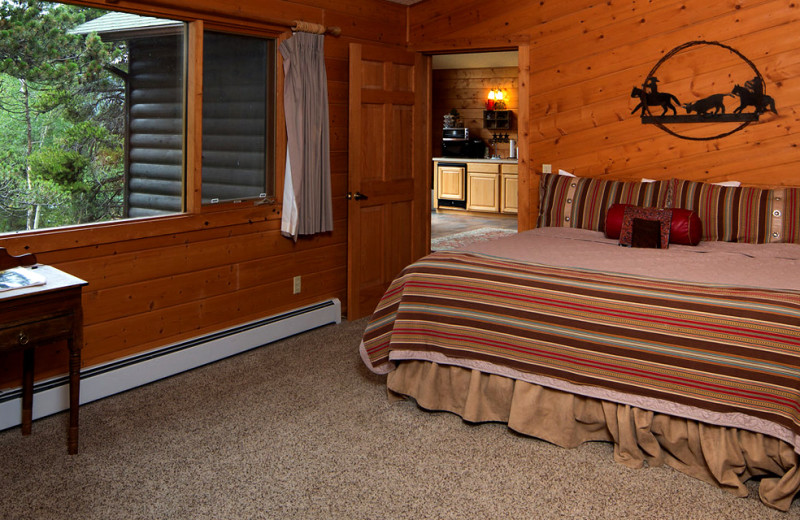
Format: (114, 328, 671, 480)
(1, 318, 797, 519)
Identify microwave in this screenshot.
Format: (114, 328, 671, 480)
(442, 127, 486, 158)
(442, 127, 469, 157)
(442, 127, 469, 141)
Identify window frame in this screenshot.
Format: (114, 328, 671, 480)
(186, 20, 285, 216)
(199, 27, 278, 207)
(0, 3, 285, 246)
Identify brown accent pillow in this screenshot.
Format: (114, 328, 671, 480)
(606, 203, 702, 245)
(618, 206, 672, 249)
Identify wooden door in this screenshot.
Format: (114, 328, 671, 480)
(347, 43, 429, 319)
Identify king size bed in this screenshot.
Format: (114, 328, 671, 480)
(359, 173, 800, 511)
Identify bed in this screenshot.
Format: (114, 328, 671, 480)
(359, 174, 800, 511)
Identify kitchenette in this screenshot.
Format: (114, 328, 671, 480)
(431, 52, 519, 221)
(433, 157, 518, 214)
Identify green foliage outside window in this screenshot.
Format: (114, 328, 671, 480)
(0, 0, 125, 233)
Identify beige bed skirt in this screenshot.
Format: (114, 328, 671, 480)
(386, 360, 800, 511)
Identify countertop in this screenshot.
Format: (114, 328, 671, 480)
(432, 157, 518, 164)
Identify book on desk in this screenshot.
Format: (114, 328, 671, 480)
(0, 266, 46, 292)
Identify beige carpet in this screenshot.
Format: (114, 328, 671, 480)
(1, 318, 797, 519)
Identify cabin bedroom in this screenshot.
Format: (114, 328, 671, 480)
(2, 0, 800, 517)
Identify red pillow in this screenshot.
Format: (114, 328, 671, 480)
(606, 204, 702, 245)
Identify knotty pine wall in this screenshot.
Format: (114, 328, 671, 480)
(409, 0, 800, 230)
(0, 0, 407, 388)
(432, 67, 518, 157)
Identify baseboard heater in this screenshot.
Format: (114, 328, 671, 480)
(0, 298, 341, 431)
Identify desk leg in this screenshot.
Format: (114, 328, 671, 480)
(68, 343, 80, 455)
(68, 305, 83, 455)
(21, 347, 34, 435)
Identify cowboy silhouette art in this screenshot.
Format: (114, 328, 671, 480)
(631, 76, 681, 116)
(731, 76, 777, 114)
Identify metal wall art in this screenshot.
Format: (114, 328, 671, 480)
(631, 40, 777, 141)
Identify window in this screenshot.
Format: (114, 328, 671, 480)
(125, 28, 186, 218)
(0, 1, 277, 235)
(202, 31, 276, 204)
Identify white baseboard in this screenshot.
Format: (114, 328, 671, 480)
(0, 299, 341, 431)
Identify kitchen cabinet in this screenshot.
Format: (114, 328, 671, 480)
(467, 163, 500, 212)
(437, 164, 465, 202)
(432, 158, 517, 214)
(501, 163, 518, 214)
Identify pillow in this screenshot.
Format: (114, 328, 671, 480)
(785, 188, 800, 244)
(537, 173, 672, 232)
(670, 179, 800, 243)
(619, 206, 672, 249)
(606, 203, 702, 245)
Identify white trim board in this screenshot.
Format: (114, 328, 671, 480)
(0, 299, 341, 431)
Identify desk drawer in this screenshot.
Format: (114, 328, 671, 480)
(0, 315, 73, 350)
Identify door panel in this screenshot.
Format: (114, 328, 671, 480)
(347, 43, 429, 319)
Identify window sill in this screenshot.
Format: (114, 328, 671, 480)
(0, 202, 283, 255)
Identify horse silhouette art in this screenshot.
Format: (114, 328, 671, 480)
(683, 93, 731, 115)
(631, 86, 681, 116)
(731, 84, 777, 115)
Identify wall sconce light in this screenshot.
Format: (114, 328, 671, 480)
(486, 88, 506, 110)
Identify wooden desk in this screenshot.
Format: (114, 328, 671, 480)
(0, 264, 87, 454)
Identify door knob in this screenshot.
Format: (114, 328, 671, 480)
(347, 192, 368, 200)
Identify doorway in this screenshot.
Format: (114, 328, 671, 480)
(430, 50, 521, 251)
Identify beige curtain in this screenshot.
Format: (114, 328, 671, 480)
(280, 32, 333, 240)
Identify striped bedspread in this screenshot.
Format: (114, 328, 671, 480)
(361, 250, 800, 449)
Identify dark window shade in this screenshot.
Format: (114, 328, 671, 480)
(126, 35, 185, 218)
(201, 32, 275, 203)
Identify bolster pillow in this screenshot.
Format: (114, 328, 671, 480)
(605, 203, 702, 245)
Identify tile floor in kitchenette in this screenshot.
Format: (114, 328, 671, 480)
(431, 211, 518, 251)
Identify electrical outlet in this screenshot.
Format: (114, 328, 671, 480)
(293, 275, 301, 294)
(542, 164, 552, 173)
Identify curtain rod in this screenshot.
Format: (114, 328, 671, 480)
(291, 20, 341, 37)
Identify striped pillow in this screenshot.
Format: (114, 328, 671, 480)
(671, 179, 800, 243)
(786, 188, 800, 244)
(537, 173, 672, 231)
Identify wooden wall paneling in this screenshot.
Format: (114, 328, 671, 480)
(409, 0, 590, 44)
(536, 70, 797, 179)
(534, 5, 800, 181)
(31, 213, 280, 268)
(237, 243, 347, 289)
(60, 218, 346, 294)
(432, 67, 519, 156)
(323, 10, 406, 45)
(528, 3, 799, 97)
(82, 263, 239, 325)
(517, 43, 532, 231)
(84, 265, 347, 365)
(2, 203, 281, 263)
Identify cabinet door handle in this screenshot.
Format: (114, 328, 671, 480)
(19, 331, 29, 345)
